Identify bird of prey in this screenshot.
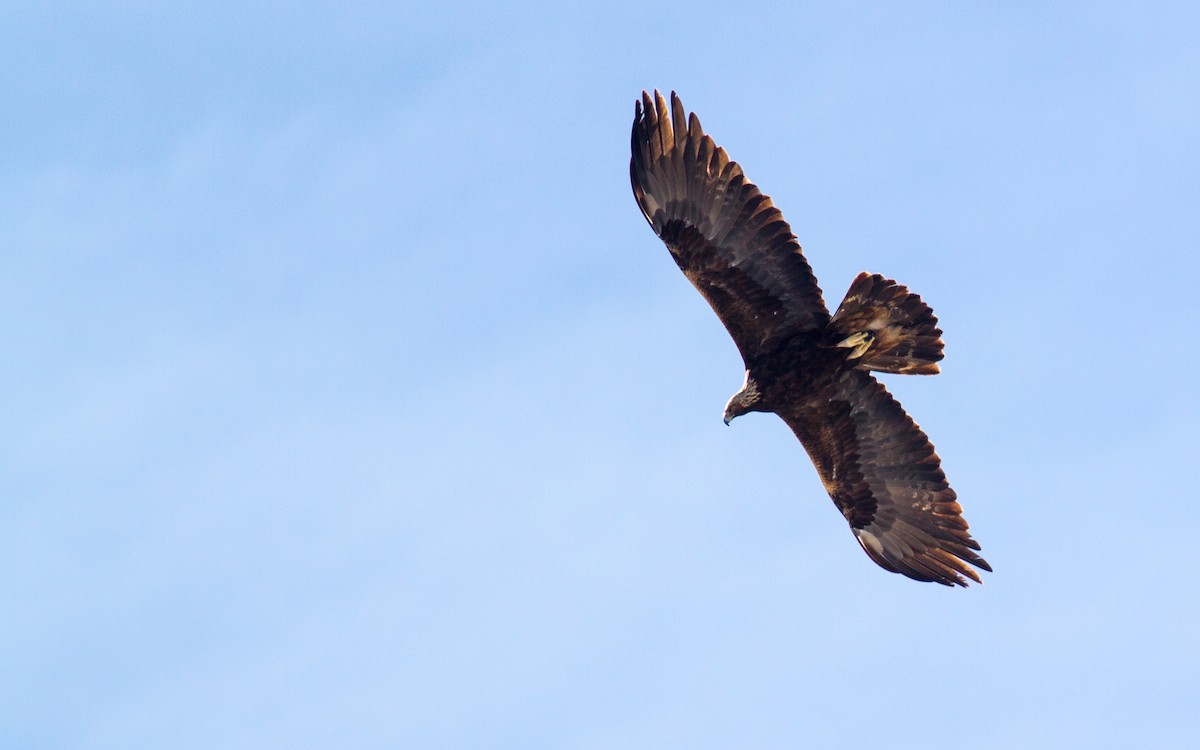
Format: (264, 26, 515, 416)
(630, 90, 990, 586)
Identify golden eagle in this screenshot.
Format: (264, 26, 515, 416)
(630, 91, 990, 586)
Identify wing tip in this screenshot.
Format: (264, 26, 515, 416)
(856, 528, 990, 587)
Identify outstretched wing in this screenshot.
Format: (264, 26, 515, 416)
(630, 90, 829, 364)
(780, 370, 990, 586)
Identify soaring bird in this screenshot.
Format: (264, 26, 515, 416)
(630, 90, 990, 586)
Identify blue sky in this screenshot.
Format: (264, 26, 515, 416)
(3, 2, 1198, 747)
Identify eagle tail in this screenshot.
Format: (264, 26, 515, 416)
(830, 272, 944, 375)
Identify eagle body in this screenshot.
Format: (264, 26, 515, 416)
(723, 332, 840, 423)
(631, 91, 990, 586)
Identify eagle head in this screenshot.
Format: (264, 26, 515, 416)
(723, 372, 763, 425)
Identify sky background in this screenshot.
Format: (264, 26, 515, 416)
(3, 2, 1198, 748)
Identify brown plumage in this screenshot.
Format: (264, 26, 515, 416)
(630, 90, 990, 586)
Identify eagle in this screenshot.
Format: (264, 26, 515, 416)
(630, 90, 990, 586)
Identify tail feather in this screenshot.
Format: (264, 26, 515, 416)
(830, 272, 944, 375)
